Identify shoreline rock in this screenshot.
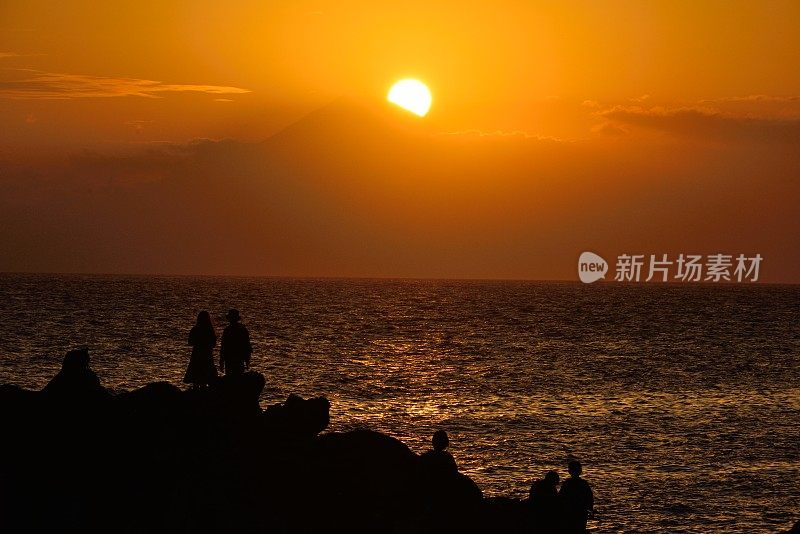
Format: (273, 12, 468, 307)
(1, 352, 797, 533)
(0, 354, 498, 533)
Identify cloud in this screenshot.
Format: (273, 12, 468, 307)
(698, 95, 800, 104)
(0, 51, 46, 59)
(600, 105, 800, 143)
(1, 111, 798, 280)
(438, 129, 569, 142)
(591, 122, 628, 136)
(0, 70, 251, 99)
(125, 120, 153, 133)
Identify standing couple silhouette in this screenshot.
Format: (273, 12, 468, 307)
(183, 308, 252, 388)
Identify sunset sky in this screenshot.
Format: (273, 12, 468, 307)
(1, 1, 799, 281)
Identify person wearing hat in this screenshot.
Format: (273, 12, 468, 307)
(219, 309, 252, 376)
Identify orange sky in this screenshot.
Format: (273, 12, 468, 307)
(1, 1, 799, 281)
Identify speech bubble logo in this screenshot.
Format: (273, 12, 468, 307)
(578, 251, 608, 283)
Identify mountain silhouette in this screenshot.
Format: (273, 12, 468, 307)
(267, 97, 432, 149)
(3, 95, 795, 280)
(260, 97, 439, 192)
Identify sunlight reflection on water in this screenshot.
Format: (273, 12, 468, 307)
(0, 275, 798, 533)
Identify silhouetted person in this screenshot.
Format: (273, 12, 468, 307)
(43, 348, 99, 392)
(528, 470, 560, 533)
(559, 460, 594, 533)
(183, 311, 217, 388)
(42, 348, 110, 404)
(417, 430, 482, 533)
(419, 430, 458, 477)
(219, 309, 252, 376)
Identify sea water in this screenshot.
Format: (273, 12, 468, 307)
(0, 274, 798, 533)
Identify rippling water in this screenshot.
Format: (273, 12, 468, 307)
(0, 274, 798, 532)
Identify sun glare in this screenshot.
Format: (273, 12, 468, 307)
(387, 79, 432, 117)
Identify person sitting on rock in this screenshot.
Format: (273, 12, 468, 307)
(559, 460, 594, 533)
(417, 430, 483, 532)
(528, 470, 560, 533)
(219, 309, 252, 376)
(419, 430, 458, 478)
(42, 348, 109, 403)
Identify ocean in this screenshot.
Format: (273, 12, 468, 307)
(0, 274, 798, 533)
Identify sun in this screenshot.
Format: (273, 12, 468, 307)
(387, 79, 432, 117)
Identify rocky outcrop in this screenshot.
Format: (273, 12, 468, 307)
(0, 353, 496, 533)
(2, 351, 795, 533)
(263, 393, 330, 441)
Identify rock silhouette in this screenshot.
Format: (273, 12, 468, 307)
(263, 393, 331, 440)
(0, 352, 495, 534)
(1, 351, 794, 533)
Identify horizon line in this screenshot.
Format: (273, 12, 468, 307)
(0, 270, 796, 286)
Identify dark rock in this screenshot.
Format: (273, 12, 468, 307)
(306, 429, 421, 532)
(416, 462, 485, 534)
(0, 365, 546, 534)
(208, 371, 265, 417)
(263, 393, 330, 440)
(313, 429, 419, 492)
(117, 381, 184, 415)
(0, 383, 39, 412)
(482, 497, 528, 534)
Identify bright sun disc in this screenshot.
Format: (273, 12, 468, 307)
(387, 79, 432, 117)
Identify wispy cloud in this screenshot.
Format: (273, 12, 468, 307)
(698, 94, 800, 104)
(0, 51, 46, 59)
(600, 105, 800, 143)
(438, 129, 570, 142)
(0, 70, 251, 99)
(591, 122, 628, 136)
(125, 120, 154, 133)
